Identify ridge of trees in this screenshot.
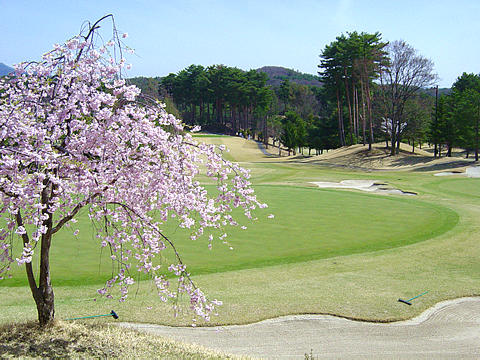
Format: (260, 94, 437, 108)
(256, 66, 322, 87)
(129, 32, 480, 160)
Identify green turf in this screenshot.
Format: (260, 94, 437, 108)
(191, 134, 231, 138)
(430, 178, 480, 199)
(3, 184, 458, 287)
(1, 136, 478, 327)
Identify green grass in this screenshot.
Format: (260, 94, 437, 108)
(191, 134, 231, 138)
(2, 185, 457, 287)
(1, 135, 479, 329)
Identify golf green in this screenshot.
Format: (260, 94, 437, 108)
(3, 185, 458, 287)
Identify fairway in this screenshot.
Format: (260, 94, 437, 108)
(1, 135, 478, 328)
(432, 178, 480, 199)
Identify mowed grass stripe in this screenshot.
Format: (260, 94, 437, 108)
(3, 185, 458, 287)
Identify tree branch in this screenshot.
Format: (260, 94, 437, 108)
(51, 192, 101, 235)
(107, 201, 196, 288)
(15, 211, 38, 293)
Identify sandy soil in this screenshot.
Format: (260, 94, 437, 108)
(119, 297, 480, 359)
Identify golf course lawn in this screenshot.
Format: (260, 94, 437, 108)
(2, 185, 457, 287)
(1, 135, 479, 327)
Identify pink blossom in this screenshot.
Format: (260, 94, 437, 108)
(0, 25, 267, 323)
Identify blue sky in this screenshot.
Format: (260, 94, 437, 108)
(1, 0, 479, 87)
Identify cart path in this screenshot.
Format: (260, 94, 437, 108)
(119, 297, 480, 359)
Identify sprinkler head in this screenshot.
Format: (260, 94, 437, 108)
(110, 310, 119, 319)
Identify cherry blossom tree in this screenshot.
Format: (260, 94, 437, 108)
(0, 15, 266, 326)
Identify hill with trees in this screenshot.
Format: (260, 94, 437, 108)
(256, 66, 322, 87)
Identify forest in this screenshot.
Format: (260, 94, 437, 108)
(129, 31, 480, 158)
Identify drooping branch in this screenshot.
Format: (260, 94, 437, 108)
(75, 14, 114, 62)
(107, 202, 183, 263)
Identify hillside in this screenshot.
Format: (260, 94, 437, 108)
(127, 66, 322, 96)
(0, 63, 14, 76)
(127, 76, 162, 98)
(256, 66, 322, 87)
(422, 87, 452, 97)
(296, 143, 474, 172)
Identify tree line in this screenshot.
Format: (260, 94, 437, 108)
(430, 73, 480, 160)
(130, 31, 480, 158)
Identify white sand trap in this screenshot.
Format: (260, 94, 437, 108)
(310, 180, 417, 196)
(119, 297, 480, 359)
(434, 171, 462, 176)
(466, 166, 480, 178)
(434, 167, 480, 178)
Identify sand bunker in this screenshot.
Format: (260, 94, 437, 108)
(466, 166, 480, 177)
(310, 180, 417, 196)
(434, 171, 462, 176)
(434, 166, 480, 178)
(119, 297, 480, 359)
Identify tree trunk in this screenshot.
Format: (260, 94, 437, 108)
(343, 68, 353, 145)
(390, 118, 396, 156)
(475, 114, 479, 161)
(396, 127, 401, 153)
(354, 86, 360, 140)
(360, 80, 366, 146)
(207, 102, 210, 123)
(264, 115, 268, 148)
(29, 180, 56, 327)
(35, 277, 55, 326)
(365, 76, 374, 151)
(336, 87, 345, 146)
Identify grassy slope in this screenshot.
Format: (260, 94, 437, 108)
(1, 136, 478, 327)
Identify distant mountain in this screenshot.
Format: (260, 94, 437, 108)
(256, 66, 322, 87)
(422, 87, 452, 97)
(0, 63, 14, 76)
